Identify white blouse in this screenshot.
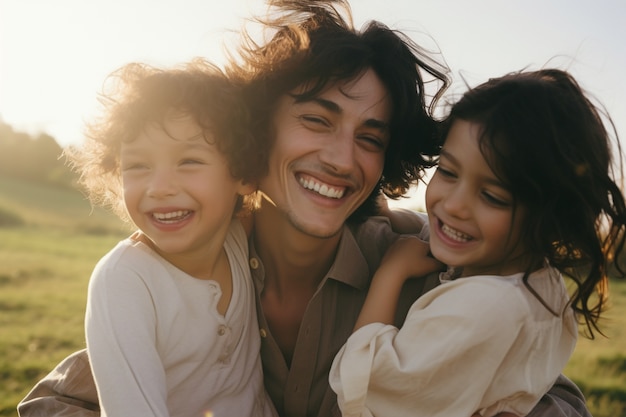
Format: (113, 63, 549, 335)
(330, 266, 577, 417)
(86, 220, 276, 417)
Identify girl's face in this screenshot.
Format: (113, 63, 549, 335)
(120, 113, 253, 265)
(426, 120, 528, 277)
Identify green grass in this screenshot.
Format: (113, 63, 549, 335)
(564, 280, 626, 417)
(1, 174, 625, 417)
(0, 228, 124, 415)
(0, 175, 126, 233)
(0, 175, 128, 415)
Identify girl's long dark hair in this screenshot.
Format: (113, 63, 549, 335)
(442, 69, 626, 338)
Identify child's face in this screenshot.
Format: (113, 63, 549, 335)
(120, 113, 253, 261)
(426, 120, 527, 277)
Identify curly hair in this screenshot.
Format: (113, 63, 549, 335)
(65, 59, 265, 221)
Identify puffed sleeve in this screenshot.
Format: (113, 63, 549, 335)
(330, 278, 537, 417)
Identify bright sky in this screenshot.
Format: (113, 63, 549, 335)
(1, 0, 625, 207)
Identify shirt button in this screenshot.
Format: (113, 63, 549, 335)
(249, 257, 259, 269)
(218, 325, 227, 336)
(260, 328, 267, 338)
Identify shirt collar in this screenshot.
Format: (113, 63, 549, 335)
(248, 225, 371, 293)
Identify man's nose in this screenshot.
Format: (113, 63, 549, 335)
(319, 129, 356, 174)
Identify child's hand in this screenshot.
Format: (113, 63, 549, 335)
(376, 236, 444, 283)
(356, 236, 445, 330)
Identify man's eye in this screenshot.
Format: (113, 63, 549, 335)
(357, 135, 385, 150)
(300, 115, 329, 127)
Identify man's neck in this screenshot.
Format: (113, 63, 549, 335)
(253, 207, 344, 366)
(252, 207, 342, 294)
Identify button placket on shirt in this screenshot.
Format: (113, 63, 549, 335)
(250, 256, 269, 340)
(216, 323, 232, 364)
(284, 294, 322, 414)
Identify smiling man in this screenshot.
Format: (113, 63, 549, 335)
(258, 69, 391, 240)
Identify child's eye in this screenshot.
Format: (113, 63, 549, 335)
(435, 166, 455, 179)
(180, 159, 204, 165)
(482, 191, 511, 208)
(121, 162, 148, 171)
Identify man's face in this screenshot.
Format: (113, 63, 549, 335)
(259, 69, 392, 238)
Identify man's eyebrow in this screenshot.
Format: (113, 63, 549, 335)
(295, 96, 341, 113)
(363, 118, 389, 132)
(296, 97, 389, 131)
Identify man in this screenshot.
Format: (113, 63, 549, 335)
(18, 1, 591, 417)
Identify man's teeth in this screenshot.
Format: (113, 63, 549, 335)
(441, 223, 472, 242)
(299, 177, 345, 199)
(153, 210, 190, 223)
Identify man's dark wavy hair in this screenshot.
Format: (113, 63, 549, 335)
(227, 0, 450, 222)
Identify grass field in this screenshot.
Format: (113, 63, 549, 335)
(0, 176, 127, 416)
(1, 174, 625, 416)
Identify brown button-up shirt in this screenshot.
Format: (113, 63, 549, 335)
(250, 216, 439, 417)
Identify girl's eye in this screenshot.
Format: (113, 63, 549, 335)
(482, 191, 511, 208)
(435, 166, 455, 179)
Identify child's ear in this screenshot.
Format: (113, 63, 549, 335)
(237, 181, 256, 196)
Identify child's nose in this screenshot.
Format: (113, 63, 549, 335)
(146, 170, 178, 198)
(441, 185, 471, 219)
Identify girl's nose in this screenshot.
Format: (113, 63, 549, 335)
(441, 185, 471, 219)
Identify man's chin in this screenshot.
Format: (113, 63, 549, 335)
(290, 217, 345, 240)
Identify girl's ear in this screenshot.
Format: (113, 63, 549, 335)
(237, 181, 257, 196)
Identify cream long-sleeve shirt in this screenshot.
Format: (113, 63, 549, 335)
(329, 266, 577, 417)
(85, 220, 276, 417)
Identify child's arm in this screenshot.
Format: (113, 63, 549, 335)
(354, 236, 443, 331)
(86, 261, 171, 417)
